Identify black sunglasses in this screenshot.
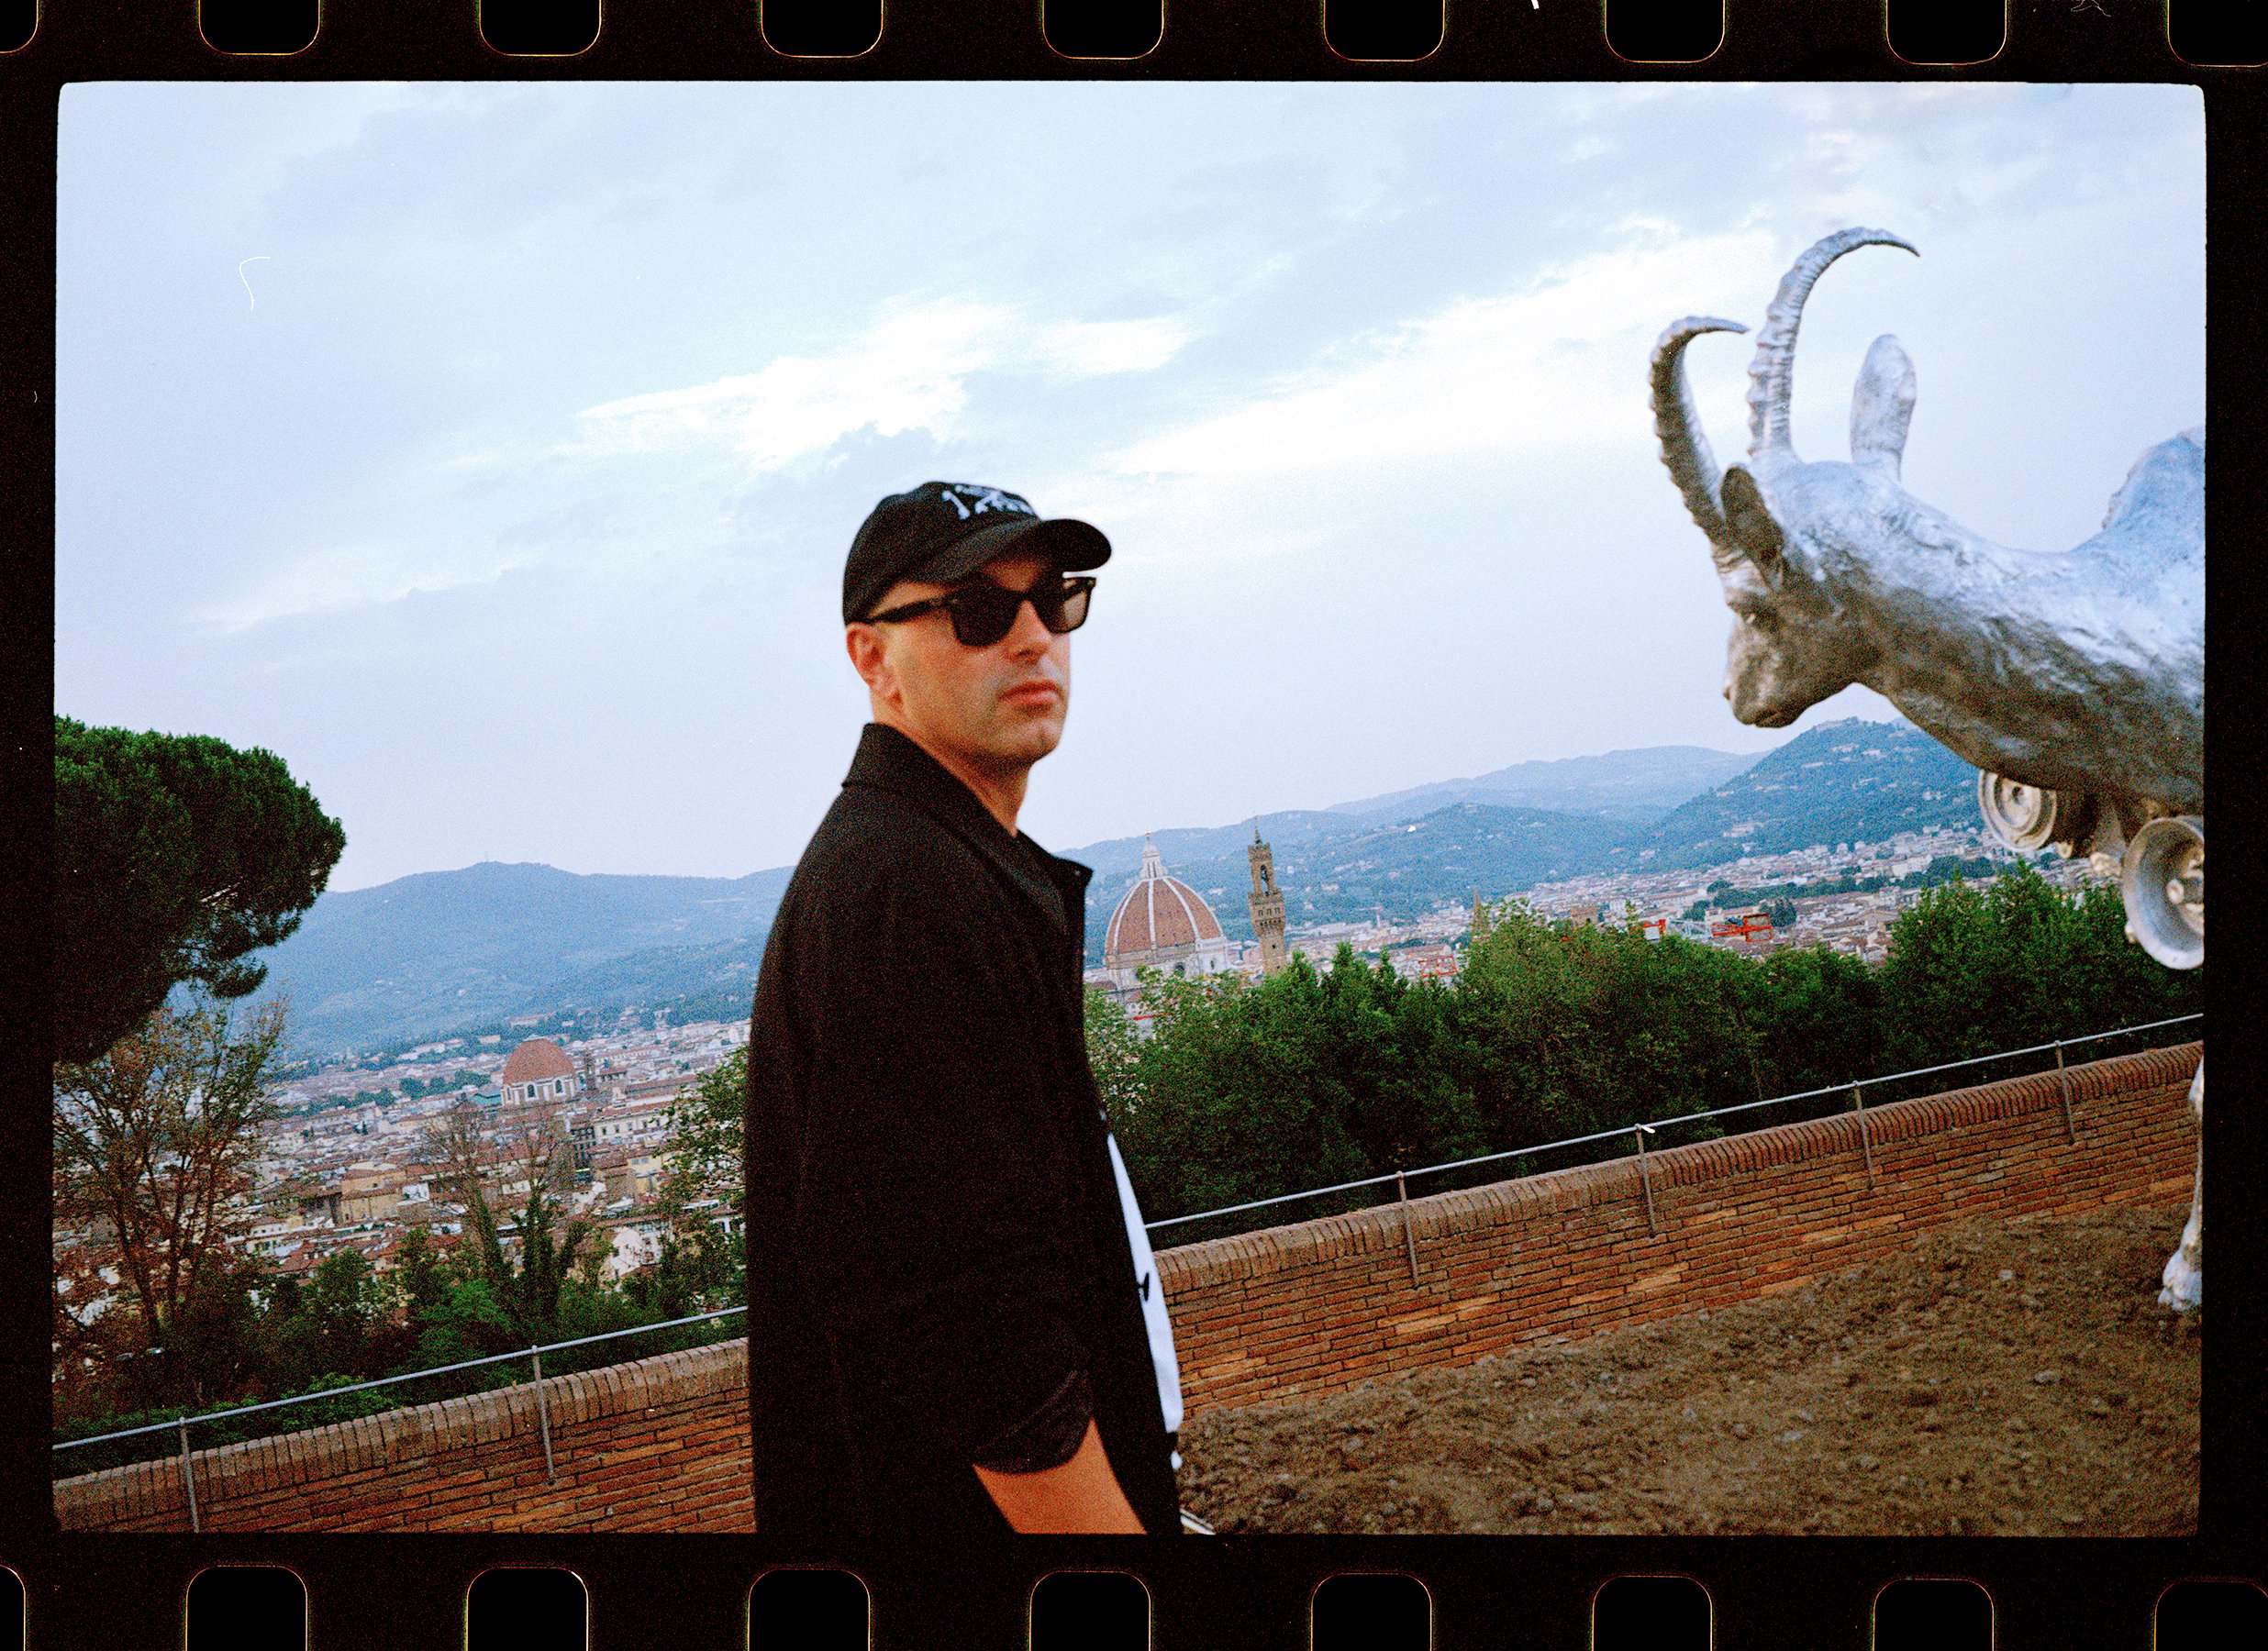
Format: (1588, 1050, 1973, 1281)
(863, 575, 1095, 648)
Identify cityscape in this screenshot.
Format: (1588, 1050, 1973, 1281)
(1087, 815, 2075, 1012)
(53, 1012, 746, 1341)
(52, 808, 2085, 1331)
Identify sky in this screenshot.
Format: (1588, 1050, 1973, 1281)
(55, 82, 2205, 892)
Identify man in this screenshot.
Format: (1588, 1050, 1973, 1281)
(745, 481, 1184, 1537)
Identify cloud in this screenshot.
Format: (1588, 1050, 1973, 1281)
(197, 538, 539, 631)
(497, 495, 622, 547)
(1098, 227, 1776, 482)
(195, 288, 1195, 632)
(566, 297, 1197, 473)
(1028, 316, 1193, 378)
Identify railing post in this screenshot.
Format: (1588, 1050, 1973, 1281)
(1634, 1125, 1660, 1237)
(531, 1347, 557, 1484)
(2054, 1040, 2078, 1144)
(177, 1414, 200, 1534)
(1851, 1084, 1877, 1191)
(1395, 1170, 1420, 1288)
(1120, 1014, 2194, 1243)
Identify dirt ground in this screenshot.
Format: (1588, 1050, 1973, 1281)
(1176, 1203, 2200, 1537)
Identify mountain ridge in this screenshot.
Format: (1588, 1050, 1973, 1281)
(251, 724, 1968, 1057)
(1323, 743, 1773, 826)
(246, 861, 793, 1058)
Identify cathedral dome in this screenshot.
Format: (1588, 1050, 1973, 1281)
(501, 1036, 575, 1087)
(1105, 839, 1226, 963)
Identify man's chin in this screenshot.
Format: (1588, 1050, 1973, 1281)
(987, 710, 1066, 766)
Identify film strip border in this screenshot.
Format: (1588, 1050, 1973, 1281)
(4, 3, 2263, 1648)
(2, 1544, 2266, 1646)
(0, 0, 2263, 71)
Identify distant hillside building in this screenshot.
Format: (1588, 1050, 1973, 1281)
(500, 1036, 580, 1105)
(1388, 943, 1460, 982)
(1709, 908, 1775, 947)
(1247, 824, 1288, 977)
(1102, 837, 1240, 986)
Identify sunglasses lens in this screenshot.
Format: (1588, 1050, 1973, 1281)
(1049, 582, 1090, 633)
(949, 587, 1021, 647)
(946, 581, 1091, 646)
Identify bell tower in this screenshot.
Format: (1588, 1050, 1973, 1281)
(1247, 821, 1288, 977)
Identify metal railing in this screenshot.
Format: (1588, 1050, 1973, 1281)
(52, 1305, 749, 1507)
(1140, 1011, 2202, 1235)
(53, 1010, 2200, 1501)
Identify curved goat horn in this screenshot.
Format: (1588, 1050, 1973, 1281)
(1651, 316, 1748, 569)
(1746, 227, 1918, 470)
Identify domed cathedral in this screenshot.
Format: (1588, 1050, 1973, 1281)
(500, 1036, 580, 1106)
(1102, 837, 1241, 986)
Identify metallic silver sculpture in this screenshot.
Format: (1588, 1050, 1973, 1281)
(1651, 227, 2205, 1311)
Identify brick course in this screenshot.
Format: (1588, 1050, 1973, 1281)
(54, 1043, 2197, 1533)
(1158, 1041, 2199, 1412)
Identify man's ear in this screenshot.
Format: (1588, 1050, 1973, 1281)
(847, 623, 895, 704)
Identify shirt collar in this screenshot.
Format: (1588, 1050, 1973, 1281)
(843, 723, 1091, 936)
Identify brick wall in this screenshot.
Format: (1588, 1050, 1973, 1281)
(54, 1340, 755, 1535)
(54, 1042, 2197, 1533)
(1158, 1041, 2200, 1413)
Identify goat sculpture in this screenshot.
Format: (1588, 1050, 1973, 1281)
(1652, 227, 2205, 1311)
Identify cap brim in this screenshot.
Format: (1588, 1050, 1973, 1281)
(908, 515, 1111, 587)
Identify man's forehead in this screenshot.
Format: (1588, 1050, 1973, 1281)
(884, 547, 1056, 599)
(974, 547, 1057, 582)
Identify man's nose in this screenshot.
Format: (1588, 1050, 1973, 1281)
(1002, 593, 1054, 654)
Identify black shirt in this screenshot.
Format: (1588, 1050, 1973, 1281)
(744, 723, 1181, 1537)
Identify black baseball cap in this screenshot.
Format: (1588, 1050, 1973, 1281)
(842, 481, 1111, 624)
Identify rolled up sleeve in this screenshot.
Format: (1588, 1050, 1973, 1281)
(970, 1368, 1093, 1474)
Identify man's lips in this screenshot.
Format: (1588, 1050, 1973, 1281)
(1002, 681, 1062, 706)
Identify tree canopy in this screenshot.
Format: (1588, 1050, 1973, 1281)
(1876, 869, 2197, 1070)
(650, 1048, 748, 1312)
(417, 1094, 593, 1346)
(52, 998, 288, 1409)
(1104, 869, 2197, 1236)
(55, 716, 346, 1065)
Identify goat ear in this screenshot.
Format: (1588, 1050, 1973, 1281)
(1718, 465, 1786, 579)
(1849, 334, 1917, 477)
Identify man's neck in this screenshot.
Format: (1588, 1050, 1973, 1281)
(874, 713, 1029, 837)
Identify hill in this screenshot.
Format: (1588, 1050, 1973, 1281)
(246, 861, 789, 1058)
(1640, 718, 1979, 869)
(1079, 804, 1642, 959)
(1079, 720, 1979, 959)
(252, 722, 1982, 1056)
(1069, 743, 1773, 883)
(1326, 744, 1772, 826)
